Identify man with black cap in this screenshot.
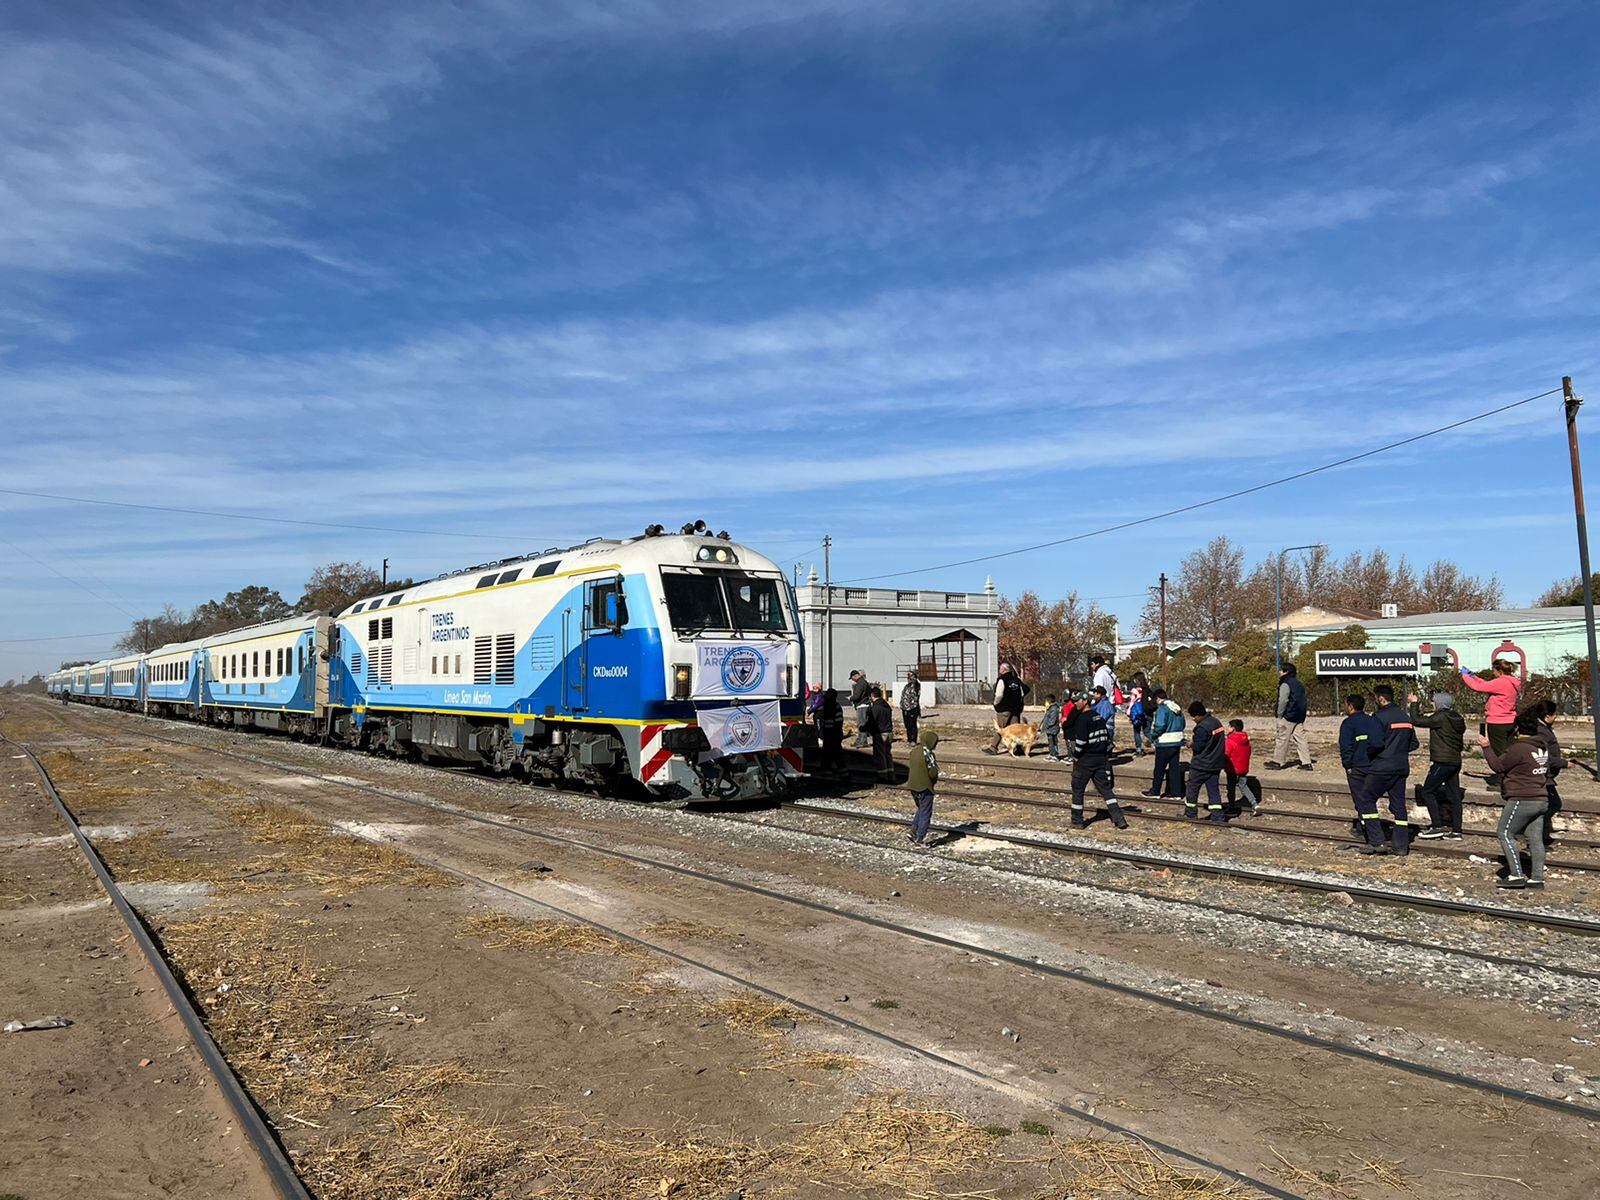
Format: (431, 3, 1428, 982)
(1408, 689, 1466, 840)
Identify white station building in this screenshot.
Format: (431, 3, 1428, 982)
(793, 571, 1000, 704)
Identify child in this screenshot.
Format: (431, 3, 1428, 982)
(1041, 693, 1064, 761)
(1480, 710, 1563, 888)
(905, 729, 940, 846)
(1223, 719, 1258, 814)
(864, 687, 895, 781)
(1057, 693, 1079, 765)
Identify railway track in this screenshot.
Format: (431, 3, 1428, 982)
(831, 767, 1600, 871)
(782, 797, 1600, 934)
(37, 699, 1600, 940)
(932, 746, 1600, 817)
(2, 732, 313, 1200)
(17, 701, 1600, 1123)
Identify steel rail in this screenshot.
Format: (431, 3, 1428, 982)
(338, 838, 1312, 1200)
(932, 748, 1600, 817)
(49, 716, 1600, 1121)
(781, 800, 1600, 936)
(870, 765, 1600, 854)
(1, 733, 313, 1200)
(49, 699, 1600, 981)
(857, 778, 1600, 871)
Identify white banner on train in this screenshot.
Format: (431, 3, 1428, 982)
(696, 702, 783, 756)
(692, 641, 787, 699)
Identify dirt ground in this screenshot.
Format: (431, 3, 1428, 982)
(6, 696, 1600, 1199)
(0, 744, 277, 1200)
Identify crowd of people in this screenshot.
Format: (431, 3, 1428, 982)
(803, 655, 1566, 888)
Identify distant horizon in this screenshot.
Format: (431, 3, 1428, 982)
(4, 1, 1598, 678)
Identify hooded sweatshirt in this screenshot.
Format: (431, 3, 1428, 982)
(1482, 735, 1563, 802)
(1461, 670, 1522, 725)
(1150, 699, 1187, 747)
(1224, 728, 1252, 775)
(906, 729, 940, 792)
(1408, 693, 1466, 764)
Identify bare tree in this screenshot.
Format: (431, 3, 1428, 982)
(298, 561, 383, 614)
(999, 590, 1115, 678)
(1138, 536, 1249, 640)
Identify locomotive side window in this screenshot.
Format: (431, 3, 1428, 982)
(727, 577, 787, 632)
(588, 580, 627, 631)
(662, 573, 728, 631)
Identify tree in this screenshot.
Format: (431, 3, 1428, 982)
(298, 561, 383, 614)
(1137, 537, 1249, 640)
(1415, 561, 1503, 612)
(998, 590, 1116, 679)
(1534, 574, 1600, 607)
(117, 604, 201, 652)
(191, 585, 292, 635)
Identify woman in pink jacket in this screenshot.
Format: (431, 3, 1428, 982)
(1461, 659, 1523, 784)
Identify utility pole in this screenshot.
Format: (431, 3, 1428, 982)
(1274, 543, 1327, 675)
(382, 558, 389, 589)
(822, 535, 834, 688)
(1157, 572, 1168, 690)
(1562, 376, 1600, 757)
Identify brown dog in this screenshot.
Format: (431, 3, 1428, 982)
(998, 722, 1038, 757)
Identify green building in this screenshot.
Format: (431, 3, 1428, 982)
(1293, 606, 1593, 678)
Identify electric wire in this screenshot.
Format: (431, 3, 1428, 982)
(838, 386, 1564, 583)
(0, 487, 530, 543)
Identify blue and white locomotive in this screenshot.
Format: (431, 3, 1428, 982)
(58, 524, 808, 799)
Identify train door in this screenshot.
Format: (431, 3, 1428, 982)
(563, 591, 589, 713)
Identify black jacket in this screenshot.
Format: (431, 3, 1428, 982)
(1065, 706, 1111, 763)
(995, 673, 1028, 716)
(817, 700, 843, 744)
(1408, 702, 1465, 764)
(1189, 714, 1227, 773)
(864, 698, 894, 740)
(1278, 675, 1308, 723)
(1366, 703, 1419, 775)
(848, 676, 871, 706)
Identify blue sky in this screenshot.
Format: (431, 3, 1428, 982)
(2, 0, 1598, 678)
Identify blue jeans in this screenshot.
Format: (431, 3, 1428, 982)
(911, 790, 935, 843)
(1131, 719, 1147, 751)
(1045, 732, 1061, 757)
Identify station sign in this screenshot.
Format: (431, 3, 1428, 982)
(1314, 649, 1420, 676)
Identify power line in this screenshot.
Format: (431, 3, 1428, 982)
(0, 536, 143, 619)
(0, 630, 128, 644)
(838, 386, 1564, 584)
(0, 488, 526, 543)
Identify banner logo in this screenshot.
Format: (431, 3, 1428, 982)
(722, 709, 761, 751)
(720, 646, 767, 694)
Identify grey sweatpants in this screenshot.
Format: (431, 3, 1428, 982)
(1497, 797, 1549, 881)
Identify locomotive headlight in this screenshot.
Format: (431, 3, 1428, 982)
(695, 546, 738, 564)
(672, 664, 691, 700)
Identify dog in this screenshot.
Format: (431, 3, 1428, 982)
(997, 722, 1038, 757)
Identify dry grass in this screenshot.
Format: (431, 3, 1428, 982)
(161, 909, 369, 1112)
(1151, 1056, 1261, 1102)
(463, 911, 647, 960)
(1269, 1148, 1356, 1199)
(698, 990, 809, 1037)
(614, 970, 687, 999)
(786, 1050, 868, 1073)
(641, 918, 731, 940)
(786, 1091, 993, 1193)
(1047, 1137, 1253, 1199)
(518, 1108, 768, 1200)
(232, 800, 455, 892)
(300, 1107, 521, 1200)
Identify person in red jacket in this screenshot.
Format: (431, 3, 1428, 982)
(1223, 719, 1259, 814)
(1461, 659, 1523, 784)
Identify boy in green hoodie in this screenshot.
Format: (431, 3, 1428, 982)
(905, 728, 940, 846)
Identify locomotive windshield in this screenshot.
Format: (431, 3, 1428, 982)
(662, 571, 789, 633)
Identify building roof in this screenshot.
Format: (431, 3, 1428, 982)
(1299, 606, 1587, 633)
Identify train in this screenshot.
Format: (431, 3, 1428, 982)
(48, 524, 809, 799)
